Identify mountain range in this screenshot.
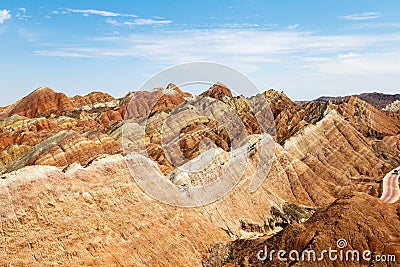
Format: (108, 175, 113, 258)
(312, 92, 400, 110)
(0, 85, 399, 266)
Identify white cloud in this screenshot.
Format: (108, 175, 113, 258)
(31, 27, 400, 89)
(105, 18, 120, 26)
(338, 12, 381, 21)
(66, 8, 137, 18)
(35, 29, 400, 61)
(30, 26, 400, 101)
(132, 18, 172, 25)
(106, 18, 172, 27)
(34, 50, 94, 58)
(313, 51, 400, 75)
(0, 9, 11, 23)
(344, 22, 400, 30)
(15, 7, 29, 20)
(287, 24, 300, 30)
(223, 23, 260, 28)
(16, 13, 30, 20)
(337, 52, 359, 58)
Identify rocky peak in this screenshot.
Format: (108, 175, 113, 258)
(165, 83, 191, 98)
(2, 86, 74, 118)
(263, 89, 296, 107)
(200, 82, 233, 100)
(337, 95, 400, 137)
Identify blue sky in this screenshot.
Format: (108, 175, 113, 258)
(0, 1, 400, 105)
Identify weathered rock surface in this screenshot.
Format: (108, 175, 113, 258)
(200, 82, 233, 100)
(71, 91, 116, 109)
(4, 130, 122, 173)
(258, 90, 333, 144)
(121, 84, 190, 120)
(336, 96, 400, 138)
(384, 100, 400, 113)
(0, 87, 74, 118)
(205, 192, 400, 266)
(314, 92, 400, 109)
(284, 110, 396, 179)
(0, 85, 400, 266)
(0, 154, 316, 266)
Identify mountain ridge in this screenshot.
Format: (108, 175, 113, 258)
(0, 85, 399, 265)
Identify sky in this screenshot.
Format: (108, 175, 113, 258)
(0, 0, 400, 105)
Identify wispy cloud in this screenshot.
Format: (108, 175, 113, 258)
(35, 50, 94, 58)
(311, 51, 400, 75)
(338, 12, 381, 20)
(287, 24, 300, 30)
(0, 9, 11, 23)
(65, 8, 137, 18)
(105, 18, 172, 27)
(131, 18, 172, 25)
(344, 22, 400, 30)
(33, 28, 400, 100)
(105, 18, 119, 26)
(34, 29, 400, 66)
(16, 7, 29, 20)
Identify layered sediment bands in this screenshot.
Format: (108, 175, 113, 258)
(261, 90, 305, 144)
(0, 144, 31, 173)
(0, 115, 62, 173)
(0, 87, 74, 118)
(140, 93, 263, 174)
(169, 134, 335, 208)
(1, 84, 400, 265)
(373, 135, 400, 167)
(262, 90, 400, 144)
(381, 135, 400, 151)
(205, 193, 400, 267)
(284, 110, 392, 179)
(120, 90, 165, 119)
(336, 96, 400, 137)
(384, 100, 400, 113)
(178, 119, 231, 160)
(0, 154, 314, 266)
(121, 85, 189, 120)
(315, 92, 400, 109)
(148, 83, 189, 116)
(203, 85, 262, 135)
(0, 115, 62, 151)
(97, 110, 123, 128)
(260, 90, 332, 144)
(3, 130, 122, 173)
(200, 82, 233, 100)
(266, 145, 336, 207)
(70, 91, 116, 108)
(226, 96, 262, 135)
(145, 143, 174, 174)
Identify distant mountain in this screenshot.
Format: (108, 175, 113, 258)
(313, 92, 400, 110)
